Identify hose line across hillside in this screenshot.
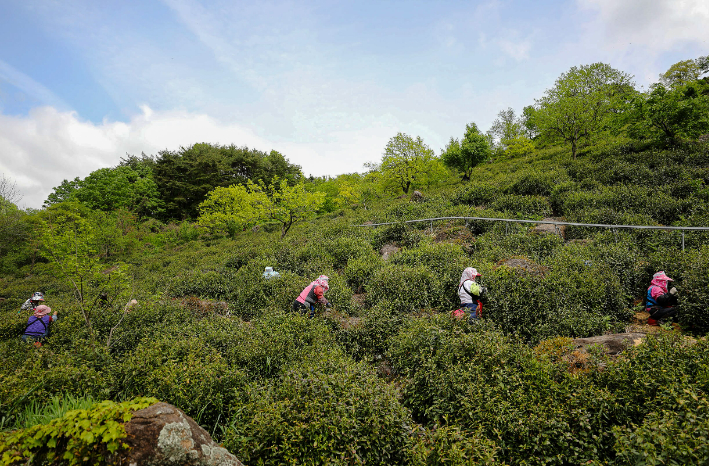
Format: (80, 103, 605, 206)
(356, 216, 709, 251)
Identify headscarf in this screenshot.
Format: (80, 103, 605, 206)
(33, 304, 52, 318)
(459, 267, 481, 287)
(315, 275, 329, 291)
(650, 271, 673, 293)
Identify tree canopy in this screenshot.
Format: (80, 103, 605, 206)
(533, 63, 635, 158)
(380, 133, 445, 194)
(154, 143, 302, 220)
(198, 178, 325, 239)
(441, 123, 491, 180)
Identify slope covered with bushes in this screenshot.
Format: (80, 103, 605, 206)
(1, 134, 707, 464)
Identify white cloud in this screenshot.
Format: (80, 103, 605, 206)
(0, 105, 407, 210)
(578, 0, 709, 54)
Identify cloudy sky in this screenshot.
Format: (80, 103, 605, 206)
(0, 0, 707, 209)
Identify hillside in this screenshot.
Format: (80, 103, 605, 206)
(0, 134, 708, 464)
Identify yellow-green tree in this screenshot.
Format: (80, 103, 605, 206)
(198, 179, 325, 239)
(380, 132, 446, 194)
(197, 183, 268, 237)
(40, 202, 131, 349)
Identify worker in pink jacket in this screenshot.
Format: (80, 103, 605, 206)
(293, 275, 332, 318)
(645, 271, 678, 326)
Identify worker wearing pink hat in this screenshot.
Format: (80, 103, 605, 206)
(645, 271, 679, 326)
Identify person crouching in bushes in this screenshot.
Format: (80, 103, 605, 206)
(645, 271, 678, 326)
(293, 275, 332, 318)
(22, 304, 59, 346)
(458, 267, 487, 323)
(20, 291, 45, 313)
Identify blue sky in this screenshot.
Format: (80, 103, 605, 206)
(0, 0, 707, 209)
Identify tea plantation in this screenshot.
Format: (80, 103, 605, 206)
(1, 139, 708, 464)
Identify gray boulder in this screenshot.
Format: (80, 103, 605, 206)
(120, 402, 243, 466)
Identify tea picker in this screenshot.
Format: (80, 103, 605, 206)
(645, 271, 679, 326)
(19, 291, 45, 313)
(20, 292, 59, 346)
(292, 275, 332, 318)
(456, 267, 487, 323)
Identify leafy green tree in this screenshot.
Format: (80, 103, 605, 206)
(625, 78, 709, 143)
(380, 132, 445, 194)
(44, 177, 82, 207)
(154, 143, 302, 220)
(197, 183, 268, 237)
(197, 178, 324, 239)
(264, 179, 326, 238)
(533, 63, 635, 158)
(441, 123, 491, 180)
(40, 202, 131, 349)
(488, 108, 525, 144)
(44, 159, 163, 218)
(659, 56, 709, 88)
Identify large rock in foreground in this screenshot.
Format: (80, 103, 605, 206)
(120, 402, 243, 466)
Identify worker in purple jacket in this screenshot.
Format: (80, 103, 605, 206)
(22, 304, 59, 344)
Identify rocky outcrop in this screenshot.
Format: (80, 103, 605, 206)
(572, 333, 646, 356)
(119, 402, 243, 466)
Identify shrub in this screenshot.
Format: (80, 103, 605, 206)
(407, 423, 500, 465)
(505, 169, 567, 196)
(490, 194, 552, 218)
(366, 264, 454, 313)
(451, 183, 500, 207)
(341, 252, 382, 293)
(0, 397, 158, 465)
(110, 335, 247, 430)
(372, 222, 424, 250)
(223, 349, 412, 465)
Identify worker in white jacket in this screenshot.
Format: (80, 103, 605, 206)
(458, 267, 487, 322)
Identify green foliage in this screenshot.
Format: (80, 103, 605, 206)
(611, 399, 709, 466)
(441, 123, 491, 180)
(490, 194, 552, 218)
(223, 349, 411, 466)
(379, 132, 447, 194)
(111, 336, 245, 429)
(154, 143, 302, 220)
(407, 422, 500, 466)
(0, 397, 157, 465)
(533, 62, 635, 158)
(659, 55, 709, 87)
(451, 183, 500, 207)
(624, 79, 709, 143)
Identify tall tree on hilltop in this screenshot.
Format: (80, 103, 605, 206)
(533, 63, 635, 159)
(153, 143, 302, 220)
(380, 132, 445, 194)
(441, 123, 491, 180)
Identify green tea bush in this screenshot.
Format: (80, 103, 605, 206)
(227, 266, 307, 320)
(223, 312, 337, 379)
(611, 397, 708, 466)
(387, 317, 616, 464)
(0, 397, 158, 465)
(168, 269, 231, 299)
(341, 252, 382, 293)
(110, 335, 247, 429)
(490, 194, 551, 218)
(451, 183, 500, 207)
(330, 303, 404, 362)
(504, 168, 567, 196)
(407, 423, 500, 465)
(481, 250, 630, 342)
(645, 244, 709, 332)
(371, 223, 424, 250)
(366, 264, 454, 313)
(322, 236, 375, 270)
(223, 349, 412, 466)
